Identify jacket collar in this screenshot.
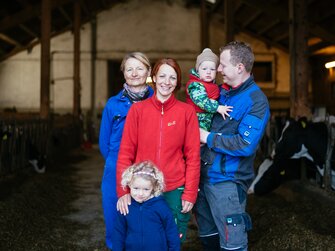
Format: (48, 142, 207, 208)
(150, 93, 177, 114)
(131, 196, 162, 207)
(221, 75, 255, 96)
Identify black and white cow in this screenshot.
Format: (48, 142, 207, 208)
(249, 117, 333, 195)
(27, 139, 46, 174)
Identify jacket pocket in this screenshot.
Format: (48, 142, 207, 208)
(224, 213, 251, 247)
(238, 114, 262, 144)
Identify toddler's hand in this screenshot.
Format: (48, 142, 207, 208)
(217, 105, 233, 120)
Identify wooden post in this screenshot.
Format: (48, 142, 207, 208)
(200, 0, 209, 49)
(90, 17, 97, 141)
(73, 1, 81, 118)
(40, 0, 51, 119)
(289, 0, 311, 119)
(224, 0, 234, 44)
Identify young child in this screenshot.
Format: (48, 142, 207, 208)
(186, 48, 233, 131)
(112, 161, 180, 251)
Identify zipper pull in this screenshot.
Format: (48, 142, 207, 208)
(161, 106, 164, 115)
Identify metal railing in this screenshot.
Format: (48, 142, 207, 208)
(0, 118, 48, 176)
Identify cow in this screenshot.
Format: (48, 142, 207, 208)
(27, 139, 46, 174)
(248, 117, 334, 195)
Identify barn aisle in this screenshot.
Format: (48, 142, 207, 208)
(62, 145, 107, 250)
(1, 145, 335, 250)
(0, 145, 109, 251)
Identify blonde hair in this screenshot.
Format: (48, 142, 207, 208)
(121, 161, 165, 197)
(120, 52, 151, 73)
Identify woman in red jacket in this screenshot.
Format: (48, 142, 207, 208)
(116, 58, 200, 243)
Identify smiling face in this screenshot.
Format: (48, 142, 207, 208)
(217, 49, 241, 88)
(123, 57, 150, 91)
(153, 64, 177, 102)
(129, 176, 154, 203)
(198, 60, 217, 83)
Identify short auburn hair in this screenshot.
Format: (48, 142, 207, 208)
(151, 58, 182, 91)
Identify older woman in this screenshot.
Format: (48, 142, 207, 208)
(116, 58, 200, 243)
(99, 52, 154, 250)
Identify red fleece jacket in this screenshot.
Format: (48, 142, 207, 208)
(116, 94, 200, 204)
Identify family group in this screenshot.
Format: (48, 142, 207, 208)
(99, 41, 270, 251)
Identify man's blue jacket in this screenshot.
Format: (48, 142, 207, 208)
(201, 76, 270, 191)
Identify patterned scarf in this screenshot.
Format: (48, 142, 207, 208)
(123, 83, 150, 103)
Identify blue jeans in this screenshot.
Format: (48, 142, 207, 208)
(194, 181, 251, 250)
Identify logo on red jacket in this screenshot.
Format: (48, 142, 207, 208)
(168, 121, 176, 126)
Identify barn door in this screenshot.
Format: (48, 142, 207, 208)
(108, 60, 124, 97)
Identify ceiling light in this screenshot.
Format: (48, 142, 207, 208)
(325, 61, 335, 68)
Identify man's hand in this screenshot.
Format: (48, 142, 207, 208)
(181, 200, 194, 213)
(200, 128, 210, 144)
(116, 194, 131, 215)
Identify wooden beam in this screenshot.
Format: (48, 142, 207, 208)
(0, 0, 74, 32)
(273, 32, 289, 43)
(241, 10, 262, 28)
(241, 0, 288, 23)
(40, 0, 51, 119)
(79, 0, 90, 17)
(0, 25, 72, 61)
(73, 1, 81, 117)
(224, 0, 234, 44)
(58, 6, 73, 26)
(19, 24, 39, 38)
(0, 33, 22, 47)
(239, 27, 288, 53)
(241, 0, 335, 46)
(90, 17, 97, 123)
(200, 0, 209, 49)
(289, 0, 311, 119)
(258, 19, 280, 35)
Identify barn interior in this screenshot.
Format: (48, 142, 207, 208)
(1, 0, 335, 250)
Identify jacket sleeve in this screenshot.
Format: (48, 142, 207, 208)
(182, 107, 200, 204)
(188, 82, 219, 113)
(99, 103, 113, 160)
(116, 105, 138, 197)
(111, 212, 127, 251)
(207, 98, 270, 157)
(161, 203, 181, 251)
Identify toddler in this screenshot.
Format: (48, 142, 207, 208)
(112, 161, 180, 251)
(186, 48, 233, 130)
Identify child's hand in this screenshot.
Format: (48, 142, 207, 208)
(217, 105, 233, 120)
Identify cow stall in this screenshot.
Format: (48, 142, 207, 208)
(250, 116, 335, 195)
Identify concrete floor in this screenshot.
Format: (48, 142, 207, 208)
(60, 145, 202, 250)
(2, 144, 335, 250)
(63, 145, 108, 250)
(46, 145, 335, 251)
